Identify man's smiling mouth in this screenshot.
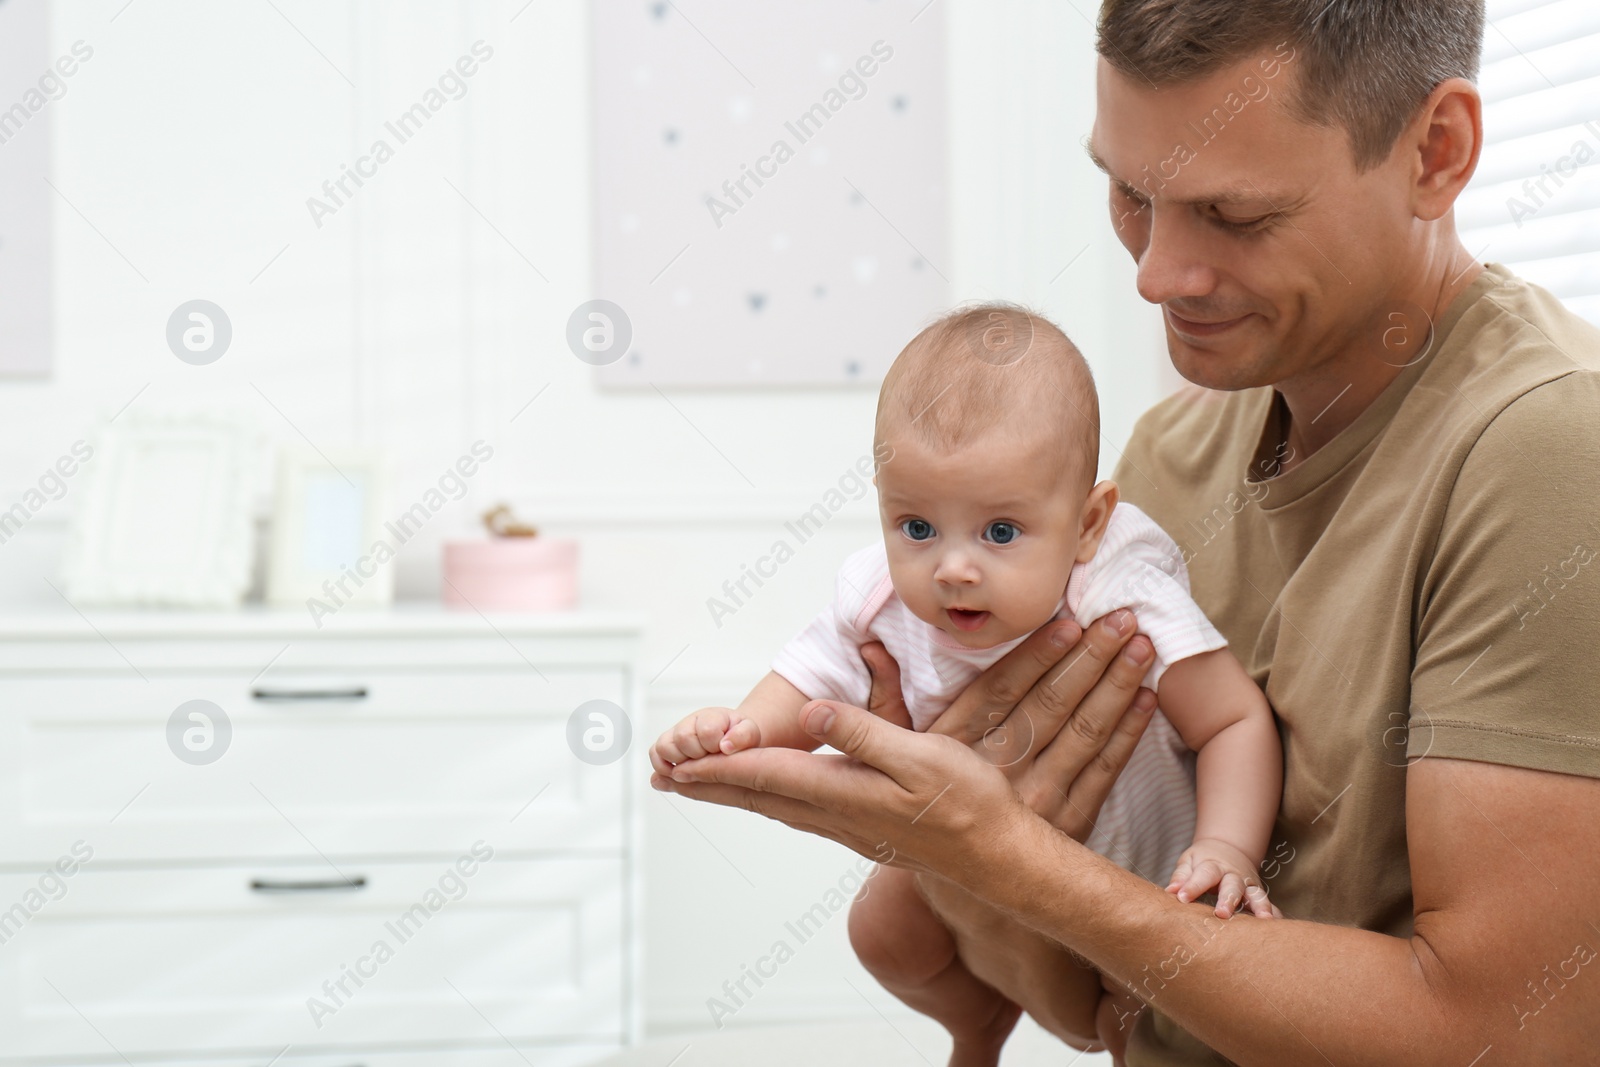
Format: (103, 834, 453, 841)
(1166, 307, 1252, 338)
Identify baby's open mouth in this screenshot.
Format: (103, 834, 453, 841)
(946, 608, 991, 632)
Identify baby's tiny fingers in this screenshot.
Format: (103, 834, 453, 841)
(1166, 858, 1191, 891)
(1214, 873, 1245, 919)
(1177, 860, 1222, 903)
(720, 718, 761, 753)
(672, 718, 713, 760)
(648, 745, 671, 776)
(694, 710, 733, 755)
(653, 733, 688, 768)
(1244, 884, 1277, 919)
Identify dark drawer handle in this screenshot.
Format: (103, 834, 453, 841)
(251, 687, 369, 703)
(250, 876, 368, 893)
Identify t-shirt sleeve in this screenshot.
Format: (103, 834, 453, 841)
(1074, 504, 1229, 690)
(768, 545, 882, 709)
(1411, 373, 1600, 776)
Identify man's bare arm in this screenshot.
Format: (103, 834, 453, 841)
(973, 755, 1600, 1064)
(663, 696, 1600, 1063)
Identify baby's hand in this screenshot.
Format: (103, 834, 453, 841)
(1165, 838, 1275, 920)
(648, 706, 762, 775)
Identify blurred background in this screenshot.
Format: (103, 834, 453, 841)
(0, 0, 1594, 1064)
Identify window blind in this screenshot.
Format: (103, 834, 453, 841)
(1456, 0, 1600, 324)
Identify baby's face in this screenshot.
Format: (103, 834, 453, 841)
(876, 428, 1091, 649)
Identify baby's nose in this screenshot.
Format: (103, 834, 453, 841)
(933, 552, 981, 584)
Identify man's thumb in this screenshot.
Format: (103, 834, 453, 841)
(800, 700, 889, 758)
(802, 700, 841, 737)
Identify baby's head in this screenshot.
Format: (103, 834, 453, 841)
(873, 303, 1117, 649)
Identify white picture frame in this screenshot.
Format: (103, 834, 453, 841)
(0, 0, 52, 377)
(60, 412, 257, 607)
(267, 447, 393, 612)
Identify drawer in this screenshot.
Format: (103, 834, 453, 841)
(0, 858, 627, 1060)
(0, 671, 638, 862)
(3, 1048, 622, 1067)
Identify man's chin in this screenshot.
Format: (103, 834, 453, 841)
(1166, 338, 1278, 393)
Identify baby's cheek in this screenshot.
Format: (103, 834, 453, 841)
(898, 585, 946, 631)
(1007, 565, 1070, 626)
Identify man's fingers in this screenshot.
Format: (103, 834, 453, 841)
(862, 641, 913, 731)
(798, 700, 924, 783)
(652, 769, 913, 869)
(983, 613, 1143, 788)
(1043, 685, 1156, 842)
(934, 620, 1082, 746)
(669, 730, 907, 813)
(1039, 630, 1151, 776)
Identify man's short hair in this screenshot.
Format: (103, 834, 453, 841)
(874, 303, 1101, 494)
(1096, 0, 1486, 171)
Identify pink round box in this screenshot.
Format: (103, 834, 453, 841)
(441, 537, 578, 611)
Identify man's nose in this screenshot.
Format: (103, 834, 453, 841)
(1135, 208, 1219, 308)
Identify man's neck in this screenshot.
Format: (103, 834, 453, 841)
(1277, 243, 1484, 475)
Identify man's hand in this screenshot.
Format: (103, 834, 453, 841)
(654, 610, 1162, 1048)
(653, 610, 1157, 867)
(925, 610, 1160, 837)
(656, 693, 1033, 875)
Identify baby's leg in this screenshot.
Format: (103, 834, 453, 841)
(847, 864, 1022, 1067)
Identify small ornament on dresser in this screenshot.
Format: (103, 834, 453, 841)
(441, 503, 578, 612)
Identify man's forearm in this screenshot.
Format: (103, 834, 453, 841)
(967, 812, 1467, 1066)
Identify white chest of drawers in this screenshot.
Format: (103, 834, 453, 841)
(0, 606, 644, 1067)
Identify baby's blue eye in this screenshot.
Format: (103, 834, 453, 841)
(985, 522, 1018, 545)
(901, 519, 935, 541)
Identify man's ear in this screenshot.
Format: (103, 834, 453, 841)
(1075, 480, 1120, 563)
(1408, 76, 1482, 222)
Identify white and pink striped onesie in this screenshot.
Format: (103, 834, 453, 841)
(770, 501, 1227, 884)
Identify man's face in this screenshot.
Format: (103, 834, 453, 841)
(1090, 50, 1418, 391)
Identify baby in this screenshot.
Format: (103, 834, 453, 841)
(650, 304, 1283, 1064)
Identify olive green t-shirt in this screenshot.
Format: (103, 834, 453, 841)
(1114, 263, 1600, 1065)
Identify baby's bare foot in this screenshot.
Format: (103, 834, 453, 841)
(946, 998, 1022, 1067)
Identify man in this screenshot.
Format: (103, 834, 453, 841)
(656, 1, 1600, 1062)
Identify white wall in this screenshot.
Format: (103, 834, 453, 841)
(0, 0, 1168, 1037)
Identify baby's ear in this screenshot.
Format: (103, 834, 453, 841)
(1076, 480, 1120, 563)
